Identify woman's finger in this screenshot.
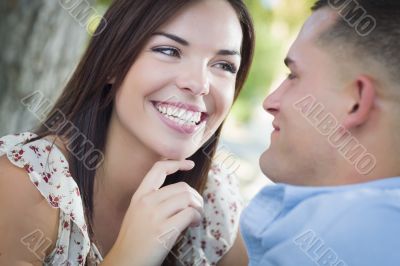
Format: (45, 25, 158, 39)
(163, 207, 203, 236)
(135, 160, 195, 198)
(155, 191, 204, 221)
(146, 181, 204, 206)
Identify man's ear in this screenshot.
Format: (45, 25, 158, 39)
(342, 75, 376, 129)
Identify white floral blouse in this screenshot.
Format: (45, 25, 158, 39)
(0, 132, 242, 266)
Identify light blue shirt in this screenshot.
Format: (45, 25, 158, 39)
(240, 177, 400, 266)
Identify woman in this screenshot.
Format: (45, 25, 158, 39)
(0, 0, 254, 265)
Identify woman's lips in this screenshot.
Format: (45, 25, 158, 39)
(152, 101, 208, 135)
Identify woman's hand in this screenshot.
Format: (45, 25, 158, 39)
(102, 160, 204, 266)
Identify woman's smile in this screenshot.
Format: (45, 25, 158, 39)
(151, 101, 208, 135)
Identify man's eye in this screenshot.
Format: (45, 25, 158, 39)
(152, 47, 181, 58)
(215, 62, 238, 74)
(287, 73, 296, 80)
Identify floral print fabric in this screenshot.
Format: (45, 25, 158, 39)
(0, 132, 242, 265)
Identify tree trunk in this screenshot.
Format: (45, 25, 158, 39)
(0, 0, 95, 136)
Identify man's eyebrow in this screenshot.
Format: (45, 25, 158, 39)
(152, 32, 189, 46)
(284, 57, 295, 67)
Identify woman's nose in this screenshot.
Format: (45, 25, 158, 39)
(175, 64, 210, 96)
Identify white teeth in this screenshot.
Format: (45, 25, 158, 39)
(183, 111, 191, 121)
(155, 103, 203, 125)
(176, 108, 186, 120)
(169, 106, 177, 116)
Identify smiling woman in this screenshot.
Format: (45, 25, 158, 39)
(0, 0, 254, 265)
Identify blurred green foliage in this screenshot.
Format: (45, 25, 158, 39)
(234, 0, 315, 121)
(94, 0, 315, 122)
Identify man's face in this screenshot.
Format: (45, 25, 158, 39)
(259, 9, 350, 185)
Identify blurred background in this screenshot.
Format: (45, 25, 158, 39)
(0, 0, 314, 203)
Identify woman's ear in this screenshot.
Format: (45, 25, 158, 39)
(107, 76, 116, 84)
(342, 75, 376, 129)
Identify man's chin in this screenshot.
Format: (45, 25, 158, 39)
(259, 150, 274, 177)
(259, 150, 287, 184)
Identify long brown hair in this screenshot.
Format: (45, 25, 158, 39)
(33, 0, 254, 264)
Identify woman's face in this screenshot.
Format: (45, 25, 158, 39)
(114, 0, 243, 159)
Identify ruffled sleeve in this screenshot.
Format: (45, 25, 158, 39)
(179, 163, 243, 266)
(0, 132, 93, 265)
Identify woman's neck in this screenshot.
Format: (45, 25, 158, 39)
(93, 111, 162, 214)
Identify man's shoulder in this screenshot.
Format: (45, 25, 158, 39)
(304, 190, 400, 232)
(281, 182, 400, 237)
(275, 185, 400, 265)
(299, 199, 400, 265)
(302, 181, 400, 213)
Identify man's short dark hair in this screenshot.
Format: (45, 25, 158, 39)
(311, 0, 400, 84)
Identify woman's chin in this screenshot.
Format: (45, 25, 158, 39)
(157, 145, 197, 161)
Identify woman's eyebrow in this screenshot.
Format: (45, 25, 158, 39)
(152, 32, 189, 46)
(152, 31, 240, 57)
(217, 49, 241, 57)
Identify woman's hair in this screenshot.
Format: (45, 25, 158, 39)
(34, 0, 254, 264)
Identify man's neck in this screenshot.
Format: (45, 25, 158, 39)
(313, 153, 400, 187)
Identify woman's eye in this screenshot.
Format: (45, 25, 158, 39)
(215, 62, 238, 74)
(152, 47, 181, 58)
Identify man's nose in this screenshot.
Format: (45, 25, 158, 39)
(263, 86, 282, 116)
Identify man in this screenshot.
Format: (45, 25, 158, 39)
(240, 1, 400, 265)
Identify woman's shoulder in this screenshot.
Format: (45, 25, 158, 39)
(180, 163, 243, 265)
(0, 132, 76, 202)
(204, 162, 243, 233)
(203, 163, 243, 226)
(0, 146, 59, 264)
(0, 132, 93, 264)
(0, 132, 88, 220)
